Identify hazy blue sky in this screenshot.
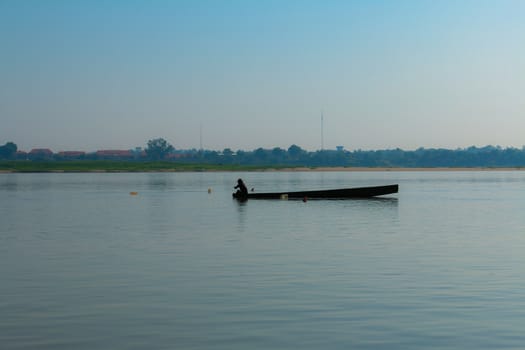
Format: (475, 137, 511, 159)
(1, 0, 524, 152)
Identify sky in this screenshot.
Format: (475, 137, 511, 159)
(1, 0, 524, 152)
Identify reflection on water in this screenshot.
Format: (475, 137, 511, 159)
(146, 173, 175, 190)
(0, 174, 18, 191)
(1, 171, 525, 350)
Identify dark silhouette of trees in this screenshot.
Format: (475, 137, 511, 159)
(272, 147, 286, 158)
(288, 144, 305, 159)
(167, 144, 525, 167)
(145, 138, 174, 160)
(3, 137, 525, 168)
(223, 148, 234, 158)
(253, 148, 268, 163)
(0, 142, 17, 159)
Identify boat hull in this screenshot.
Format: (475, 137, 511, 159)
(233, 184, 398, 200)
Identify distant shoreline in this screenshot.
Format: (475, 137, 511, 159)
(1, 165, 525, 173)
(278, 167, 525, 172)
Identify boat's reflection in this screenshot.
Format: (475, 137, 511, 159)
(234, 196, 398, 206)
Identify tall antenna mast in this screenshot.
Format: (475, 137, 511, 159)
(321, 111, 324, 151)
(199, 124, 203, 151)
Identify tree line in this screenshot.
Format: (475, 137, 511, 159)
(196, 145, 525, 168)
(2, 139, 525, 168)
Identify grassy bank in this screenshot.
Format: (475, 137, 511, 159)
(0, 160, 286, 173)
(2, 161, 523, 173)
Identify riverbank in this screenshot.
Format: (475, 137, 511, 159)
(279, 167, 525, 172)
(0, 161, 272, 173)
(1, 161, 524, 173)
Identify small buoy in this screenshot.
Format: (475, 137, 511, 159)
(130, 192, 138, 196)
(280, 194, 288, 200)
(303, 196, 308, 202)
(208, 188, 212, 194)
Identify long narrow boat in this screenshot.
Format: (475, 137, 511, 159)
(233, 184, 398, 200)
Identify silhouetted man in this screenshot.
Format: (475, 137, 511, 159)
(234, 178, 248, 198)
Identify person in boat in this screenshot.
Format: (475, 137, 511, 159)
(234, 178, 248, 198)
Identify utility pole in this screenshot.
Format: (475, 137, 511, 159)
(321, 112, 324, 151)
(199, 124, 203, 152)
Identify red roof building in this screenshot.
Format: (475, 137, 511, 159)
(29, 148, 53, 156)
(58, 151, 86, 158)
(95, 150, 133, 158)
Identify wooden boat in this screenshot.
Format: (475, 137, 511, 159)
(233, 184, 398, 200)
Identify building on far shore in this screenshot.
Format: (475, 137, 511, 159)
(57, 151, 86, 159)
(15, 151, 28, 160)
(95, 150, 134, 160)
(28, 148, 54, 160)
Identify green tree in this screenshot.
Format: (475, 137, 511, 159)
(288, 144, 305, 158)
(271, 147, 285, 157)
(253, 148, 269, 162)
(146, 138, 174, 160)
(0, 142, 17, 159)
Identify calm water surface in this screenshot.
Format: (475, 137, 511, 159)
(1, 171, 525, 349)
